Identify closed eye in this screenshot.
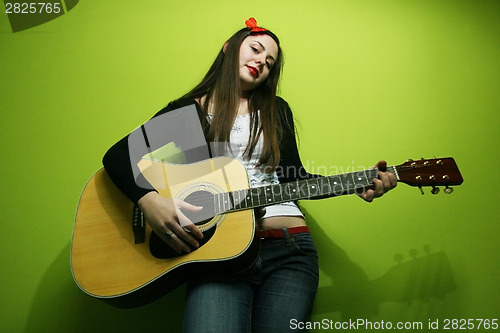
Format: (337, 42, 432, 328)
(250, 42, 274, 68)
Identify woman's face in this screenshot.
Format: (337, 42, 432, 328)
(238, 34, 279, 92)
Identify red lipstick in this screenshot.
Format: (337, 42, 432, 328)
(246, 66, 259, 78)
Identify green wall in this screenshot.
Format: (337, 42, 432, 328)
(1, 1, 499, 332)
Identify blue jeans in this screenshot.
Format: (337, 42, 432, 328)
(183, 230, 319, 333)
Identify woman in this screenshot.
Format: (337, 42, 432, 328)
(103, 18, 396, 332)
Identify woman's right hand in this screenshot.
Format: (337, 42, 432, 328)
(137, 192, 204, 254)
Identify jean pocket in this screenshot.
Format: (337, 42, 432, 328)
(291, 233, 318, 260)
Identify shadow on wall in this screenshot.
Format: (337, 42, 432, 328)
(304, 207, 458, 321)
(25, 212, 460, 332)
(25, 243, 185, 333)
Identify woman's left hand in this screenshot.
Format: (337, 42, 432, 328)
(359, 160, 397, 202)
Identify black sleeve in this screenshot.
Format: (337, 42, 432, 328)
(102, 99, 206, 204)
(275, 97, 320, 183)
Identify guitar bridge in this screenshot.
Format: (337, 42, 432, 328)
(132, 205, 145, 244)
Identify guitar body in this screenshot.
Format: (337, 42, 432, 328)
(71, 157, 258, 308)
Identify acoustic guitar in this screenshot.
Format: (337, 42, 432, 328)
(71, 157, 463, 308)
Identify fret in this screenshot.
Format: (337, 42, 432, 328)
(213, 193, 218, 214)
(260, 186, 268, 206)
(234, 189, 244, 210)
(339, 173, 355, 194)
(216, 193, 223, 214)
(288, 180, 300, 200)
(307, 178, 321, 198)
(263, 186, 273, 205)
(329, 175, 344, 196)
(362, 169, 371, 186)
(268, 185, 274, 204)
(243, 189, 251, 208)
(298, 179, 309, 198)
(352, 171, 368, 190)
(220, 192, 226, 213)
(253, 187, 261, 207)
(223, 192, 229, 212)
(226, 192, 232, 212)
(272, 183, 283, 204)
(318, 177, 331, 196)
(243, 189, 250, 208)
(235, 189, 242, 209)
(282, 182, 293, 202)
(247, 188, 256, 208)
(325, 175, 333, 195)
(213, 192, 218, 215)
(260, 186, 267, 205)
(305, 179, 312, 198)
(261, 186, 268, 205)
(233, 189, 240, 209)
(253, 186, 266, 207)
(292, 181, 300, 200)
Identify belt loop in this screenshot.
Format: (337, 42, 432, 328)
(281, 227, 292, 245)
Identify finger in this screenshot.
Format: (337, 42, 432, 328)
(172, 200, 204, 239)
(376, 160, 387, 172)
(183, 223, 204, 239)
(378, 172, 391, 192)
(389, 172, 397, 188)
(159, 217, 196, 253)
(174, 211, 203, 248)
(159, 230, 185, 254)
(361, 188, 375, 202)
(176, 209, 204, 240)
(168, 232, 193, 253)
(177, 200, 203, 212)
(381, 171, 398, 192)
(372, 178, 384, 198)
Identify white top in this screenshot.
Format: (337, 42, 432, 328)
(208, 113, 304, 219)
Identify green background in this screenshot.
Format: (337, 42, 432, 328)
(1, 0, 499, 332)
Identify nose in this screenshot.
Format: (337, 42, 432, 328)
(255, 54, 266, 66)
(255, 58, 266, 71)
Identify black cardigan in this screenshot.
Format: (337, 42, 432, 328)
(102, 97, 315, 204)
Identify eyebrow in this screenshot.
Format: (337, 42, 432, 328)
(254, 41, 276, 63)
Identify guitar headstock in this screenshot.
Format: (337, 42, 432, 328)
(395, 157, 463, 194)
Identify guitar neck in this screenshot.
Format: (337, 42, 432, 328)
(215, 166, 397, 214)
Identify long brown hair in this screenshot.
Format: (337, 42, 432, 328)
(182, 26, 285, 170)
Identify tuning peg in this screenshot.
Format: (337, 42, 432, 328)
(418, 186, 424, 195)
(431, 186, 440, 194)
(444, 186, 454, 194)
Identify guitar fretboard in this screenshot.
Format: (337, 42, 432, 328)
(213, 166, 397, 215)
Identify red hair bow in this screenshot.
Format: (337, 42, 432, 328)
(245, 17, 267, 32)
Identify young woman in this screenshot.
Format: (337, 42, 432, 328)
(103, 18, 396, 332)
